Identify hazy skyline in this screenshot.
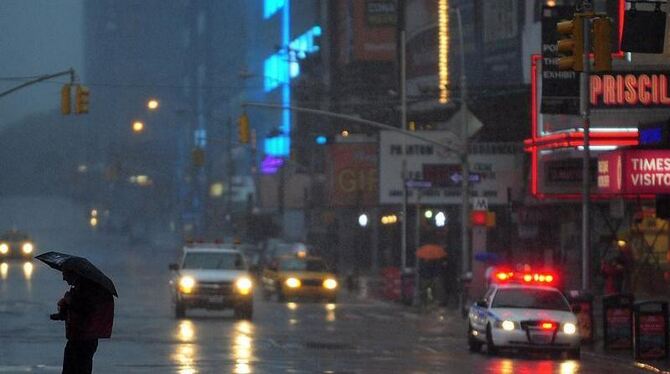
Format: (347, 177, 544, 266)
(0, 1, 84, 128)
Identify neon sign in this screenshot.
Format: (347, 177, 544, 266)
(591, 73, 670, 107)
(263, 26, 322, 92)
(264, 0, 285, 19)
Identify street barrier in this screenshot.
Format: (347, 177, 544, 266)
(381, 267, 401, 302)
(603, 293, 635, 351)
(400, 270, 415, 305)
(566, 290, 595, 343)
(633, 301, 669, 361)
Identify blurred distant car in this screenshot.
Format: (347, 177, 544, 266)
(262, 254, 338, 303)
(0, 229, 35, 260)
(169, 243, 254, 319)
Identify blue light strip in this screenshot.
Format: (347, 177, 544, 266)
(264, 0, 285, 19)
(281, 0, 291, 138)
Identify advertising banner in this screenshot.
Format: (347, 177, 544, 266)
(598, 150, 670, 194)
(335, 0, 396, 64)
(481, 0, 523, 85)
(327, 143, 378, 207)
(379, 131, 522, 205)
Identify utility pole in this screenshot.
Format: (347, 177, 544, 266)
(399, 0, 409, 275)
(455, 9, 471, 280)
(580, 11, 592, 291)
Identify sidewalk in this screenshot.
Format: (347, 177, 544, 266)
(354, 275, 670, 373)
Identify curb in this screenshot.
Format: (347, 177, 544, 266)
(632, 362, 670, 374)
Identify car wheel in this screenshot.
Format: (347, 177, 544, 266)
(175, 302, 186, 319)
(567, 347, 581, 360)
(234, 303, 253, 320)
(486, 324, 498, 355)
(468, 324, 483, 353)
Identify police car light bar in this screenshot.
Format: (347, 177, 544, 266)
(495, 271, 556, 285)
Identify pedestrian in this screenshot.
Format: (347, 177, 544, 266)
(51, 269, 114, 374)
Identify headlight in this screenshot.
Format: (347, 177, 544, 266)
(323, 278, 338, 289)
(495, 320, 516, 331)
(235, 277, 253, 295)
(285, 277, 301, 288)
(22, 242, 33, 254)
(179, 276, 196, 294)
(0, 243, 8, 254)
(563, 322, 577, 335)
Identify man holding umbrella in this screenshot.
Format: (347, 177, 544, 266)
(37, 252, 117, 374)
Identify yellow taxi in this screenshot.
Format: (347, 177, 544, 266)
(262, 254, 338, 302)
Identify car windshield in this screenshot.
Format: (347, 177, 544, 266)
(491, 288, 571, 311)
(279, 258, 327, 272)
(182, 252, 245, 270)
(1, 231, 29, 241)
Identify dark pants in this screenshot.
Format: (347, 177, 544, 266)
(63, 339, 98, 374)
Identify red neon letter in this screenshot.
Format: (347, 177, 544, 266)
(590, 76, 603, 105)
(625, 75, 638, 105)
(616, 75, 625, 104)
(603, 75, 616, 105)
(661, 75, 670, 105)
(639, 74, 652, 105)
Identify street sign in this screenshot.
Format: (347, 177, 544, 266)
(405, 180, 432, 189)
(450, 172, 482, 184)
(472, 197, 489, 211)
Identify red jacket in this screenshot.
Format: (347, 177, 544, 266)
(60, 282, 114, 340)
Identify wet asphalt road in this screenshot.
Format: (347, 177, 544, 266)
(0, 234, 645, 373)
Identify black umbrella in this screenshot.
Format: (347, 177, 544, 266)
(36, 251, 118, 297)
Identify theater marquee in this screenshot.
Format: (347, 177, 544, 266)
(591, 72, 670, 108)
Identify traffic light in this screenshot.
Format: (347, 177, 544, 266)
(75, 85, 90, 114)
(238, 113, 250, 144)
(556, 16, 584, 72)
(60, 84, 71, 115)
(192, 148, 205, 167)
(592, 16, 612, 72)
(314, 135, 335, 145)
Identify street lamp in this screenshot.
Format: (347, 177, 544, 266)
(358, 213, 369, 227)
(132, 120, 145, 133)
(147, 98, 159, 111)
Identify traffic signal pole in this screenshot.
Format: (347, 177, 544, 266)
(0, 68, 75, 99)
(581, 15, 592, 291)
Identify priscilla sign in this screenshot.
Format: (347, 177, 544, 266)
(591, 72, 670, 109)
(598, 150, 670, 194)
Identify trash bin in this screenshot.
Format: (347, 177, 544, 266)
(603, 293, 635, 351)
(566, 290, 595, 343)
(633, 301, 669, 361)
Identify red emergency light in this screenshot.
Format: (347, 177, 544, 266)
(495, 272, 514, 281)
(541, 322, 556, 330)
(523, 272, 556, 285)
(494, 270, 557, 285)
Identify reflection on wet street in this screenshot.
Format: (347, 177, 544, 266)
(0, 246, 645, 373)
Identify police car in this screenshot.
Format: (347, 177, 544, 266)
(467, 270, 581, 359)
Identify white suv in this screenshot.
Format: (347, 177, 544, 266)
(169, 244, 254, 319)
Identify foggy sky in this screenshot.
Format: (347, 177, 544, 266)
(0, 0, 84, 128)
